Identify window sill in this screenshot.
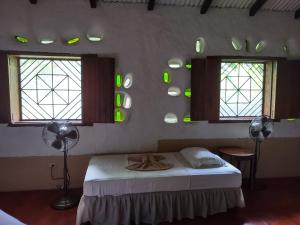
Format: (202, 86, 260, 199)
(7, 122, 93, 127)
(209, 118, 280, 123)
(209, 120, 252, 124)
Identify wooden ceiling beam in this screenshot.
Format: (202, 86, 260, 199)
(29, 0, 37, 4)
(295, 8, 300, 19)
(90, 0, 99, 8)
(148, 0, 155, 11)
(249, 0, 267, 16)
(200, 0, 213, 14)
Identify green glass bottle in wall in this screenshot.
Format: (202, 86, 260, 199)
(115, 108, 124, 123)
(115, 73, 123, 88)
(287, 118, 295, 121)
(184, 88, 191, 97)
(163, 71, 171, 84)
(15, 35, 29, 43)
(115, 93, 122, 107)
(185, 64, 192, 70)
(67, 37, 80, 45)
(183, 115, 191, 123)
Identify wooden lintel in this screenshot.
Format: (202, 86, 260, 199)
(295, 8, 300, 19)
(249, 0, 268, 16)
(148, 0, 155, 11)
(90, 0, 98, 8)
(201, 0, 213, 14)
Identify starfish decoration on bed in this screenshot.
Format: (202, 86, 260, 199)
(126, 154, 173, 171)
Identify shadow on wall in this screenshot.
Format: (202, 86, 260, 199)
(157, 137, 300, 178)
(157, 138, 254, 153)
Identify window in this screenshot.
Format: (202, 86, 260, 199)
(191, 57, 278, 122)
(18, 57, 82, 121)
(220, 61, 264, 120)
(0, 53, 115, 125)
(19, 58, 82, 121)
(6, 55, 82, 123)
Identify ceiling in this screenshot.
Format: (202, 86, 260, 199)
(102, 0, 300, 12)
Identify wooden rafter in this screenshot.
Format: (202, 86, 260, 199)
(295, 8, 300, 19)
(200, 0, 213, 14)
(148, 0, 155, 11)
(249, 0, 267, 16)
(29, 0, 37, 4)
(90, 0, 99, 8)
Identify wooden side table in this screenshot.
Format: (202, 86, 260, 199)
(218, 147, 255, 189)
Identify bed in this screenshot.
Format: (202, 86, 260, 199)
(0, 210, 26, 225)
(76, 152, 245, 225)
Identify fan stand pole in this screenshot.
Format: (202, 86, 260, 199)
(251, 140, 260, 190)
(63, 147, 68, 196)
(51, 141, 79, 210)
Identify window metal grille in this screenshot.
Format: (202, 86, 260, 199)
(220, 62, 264, 119)
(19, 58, 82, 121)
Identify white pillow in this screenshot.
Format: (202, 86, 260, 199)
(180, 147, 225, 168)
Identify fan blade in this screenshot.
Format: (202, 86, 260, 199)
(47, 123, 60, 134)
(262, 128, 271, 138)
(64, 130, 78, 140)
(51, 139, 63, 150)
(251, 130, 260, 137)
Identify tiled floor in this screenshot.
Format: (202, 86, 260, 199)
(1, 178, 300, 225)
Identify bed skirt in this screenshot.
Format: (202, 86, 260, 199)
(77, 188, 245, 225)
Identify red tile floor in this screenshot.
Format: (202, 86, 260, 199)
(1, 178, 300, 225)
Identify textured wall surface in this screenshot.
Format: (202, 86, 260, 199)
(0, 0, 300, 158)
(1, 137, 300, 191)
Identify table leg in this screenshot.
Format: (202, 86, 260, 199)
(237, 160, 241, 170)
(250, 155, 257, 190)
(249, 158, 254, 189)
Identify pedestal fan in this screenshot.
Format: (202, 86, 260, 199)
(42, 121, 79, 210)
(249, 116, 273, 189)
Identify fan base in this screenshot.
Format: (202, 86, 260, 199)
(51, 194, 79, 210)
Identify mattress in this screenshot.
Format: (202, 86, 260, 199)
(83, 152, 242, 197)
(0, 210, 26, 225)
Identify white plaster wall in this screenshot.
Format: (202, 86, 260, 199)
(0, 0, 300, 157)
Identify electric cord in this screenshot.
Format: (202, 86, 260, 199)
(49, 149, 71, 189)
(256, 142, 261, 163)
(65, 148, 71, 189)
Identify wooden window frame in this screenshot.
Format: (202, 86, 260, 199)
(7, 54, 83, 125)
(0, 51, 115, 126)
(191, 56, 281, 123)
(217, 60, 276, 122)
(219, 60, 265, 121)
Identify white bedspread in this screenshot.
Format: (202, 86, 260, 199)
(0, 210, 26, 225)
(83, 152, 242, 197)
